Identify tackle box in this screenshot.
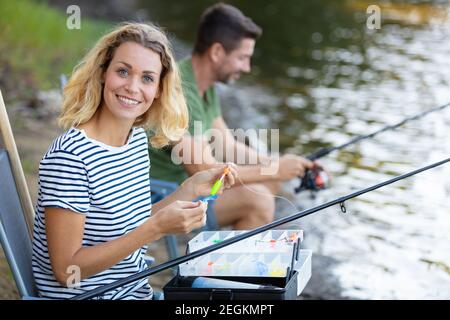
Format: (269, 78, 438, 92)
(163, 230, 312, 300)
(186, 229, 303, 253)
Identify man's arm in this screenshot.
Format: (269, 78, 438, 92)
(175, 131, 278, 185)
(210, 117, 315, 184)
(212, 117, 270, 165)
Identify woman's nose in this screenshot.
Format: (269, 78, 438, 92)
(125, 76, 139, 94)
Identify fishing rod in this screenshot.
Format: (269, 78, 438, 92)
(295, 101, 450, 193)
(72, 156, 450, 300)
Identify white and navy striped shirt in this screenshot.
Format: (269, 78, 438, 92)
(32, 127, 153, 300)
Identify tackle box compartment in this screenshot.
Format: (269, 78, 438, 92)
(163, 249, 312, 300)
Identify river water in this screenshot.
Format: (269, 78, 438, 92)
(140, 0, 450, 299)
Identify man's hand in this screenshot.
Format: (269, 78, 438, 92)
(275, 154, 314, 181)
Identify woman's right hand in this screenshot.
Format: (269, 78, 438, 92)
(151, 200, 207, 235)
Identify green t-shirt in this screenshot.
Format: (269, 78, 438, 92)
(148, 57, 222, 184)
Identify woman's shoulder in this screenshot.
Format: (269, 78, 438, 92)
(132, 127, 148, 142)
(44, 128, 87, 159)
(133, 126, 146, 135)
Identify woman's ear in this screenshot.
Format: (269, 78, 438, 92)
(101, 71, 106, 84)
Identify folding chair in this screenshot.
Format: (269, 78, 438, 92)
(0, 149, 40, 299)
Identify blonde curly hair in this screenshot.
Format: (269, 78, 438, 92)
(59, 22, 188, 148)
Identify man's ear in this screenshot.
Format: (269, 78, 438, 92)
(209, 42, 226, 64)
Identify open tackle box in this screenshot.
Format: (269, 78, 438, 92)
(163, 230, 312, 300)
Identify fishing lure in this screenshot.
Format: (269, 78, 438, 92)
(201, 167, 230, 202)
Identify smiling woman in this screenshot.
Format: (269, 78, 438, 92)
(89, 42, 163, 145)
(59, 23, 186, 148)
(31, 22, 238, 300)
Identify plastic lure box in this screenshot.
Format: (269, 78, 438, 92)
(180, 230, 304, 277)
(163, 230, 312, 300)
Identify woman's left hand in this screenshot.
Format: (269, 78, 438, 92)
(182, 163, 238, 198)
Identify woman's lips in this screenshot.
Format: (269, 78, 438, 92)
(116, 94, 141, 108)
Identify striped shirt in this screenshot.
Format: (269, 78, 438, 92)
(31, 127, 153, 300)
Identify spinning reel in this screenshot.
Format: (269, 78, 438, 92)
(294, 165, 330, 193)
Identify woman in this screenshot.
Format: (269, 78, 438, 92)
(31, 22, 236, 300)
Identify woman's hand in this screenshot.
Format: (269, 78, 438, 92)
(151, 200, 208, 235)
(182, 163, 238, 198)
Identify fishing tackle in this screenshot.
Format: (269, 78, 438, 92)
(72, 156, 450, 300)
(294, 164, 330, 193)
(200, 167, 230, 202)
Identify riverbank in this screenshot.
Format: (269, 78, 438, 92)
(0, 0, 110, 105)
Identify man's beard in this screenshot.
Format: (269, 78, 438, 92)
(218, 71, 240, 85)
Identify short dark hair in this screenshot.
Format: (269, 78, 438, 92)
(193, 3, 262, 55)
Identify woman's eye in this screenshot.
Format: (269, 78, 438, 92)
(117, 69, 128, 77)
(143, 75, 154, 83)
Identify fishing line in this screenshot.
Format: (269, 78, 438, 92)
(234, 174, 300, 213)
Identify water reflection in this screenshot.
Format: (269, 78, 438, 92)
(140, 0, 450, 299)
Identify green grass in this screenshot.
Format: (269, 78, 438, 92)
(0, 0, 111, 99)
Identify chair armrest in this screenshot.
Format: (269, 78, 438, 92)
(150, 179, 178, 194)
(152, 291, 164, 300)
(143, 254, 155, 267)
(22, 295, 51, 300)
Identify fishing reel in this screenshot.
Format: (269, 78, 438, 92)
(294, 165, 330, 193)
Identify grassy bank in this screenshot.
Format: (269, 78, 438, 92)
(0, 0, 111, 102)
